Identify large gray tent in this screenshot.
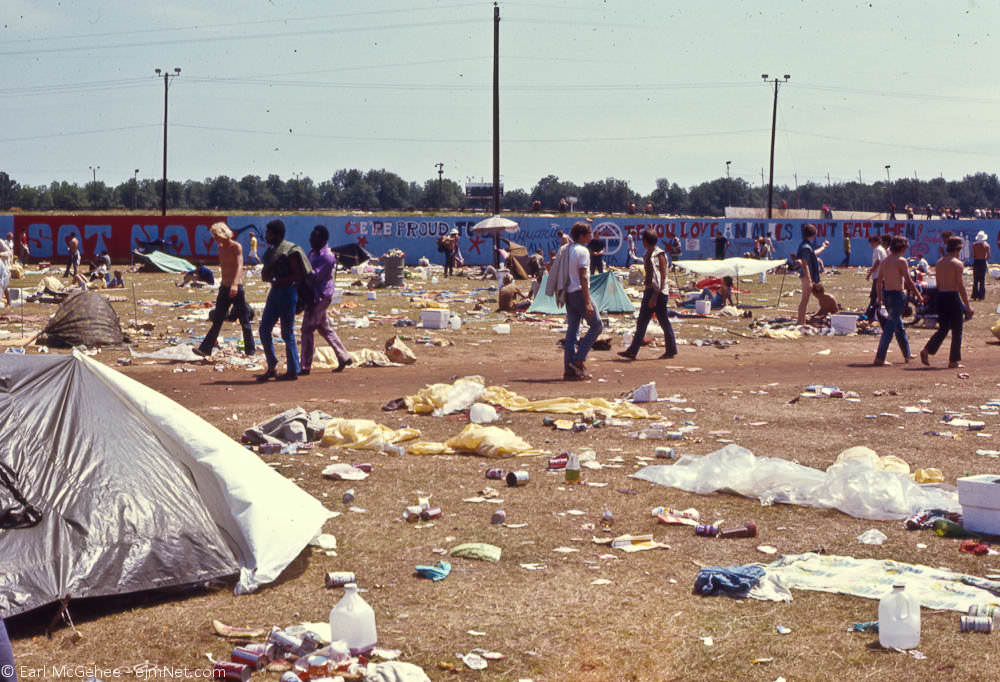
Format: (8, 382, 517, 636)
(0, 351, 331, 618)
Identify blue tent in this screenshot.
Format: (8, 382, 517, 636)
(528, 271, 635, 315)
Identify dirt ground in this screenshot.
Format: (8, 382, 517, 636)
(4, 260, 1000, 681)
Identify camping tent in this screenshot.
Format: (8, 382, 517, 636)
(42, 291, 125, 347)
(132, 249, 195, 273)
(331, 242, 374, 268)
(528, 271, 635, 315)
(0, 351, 332, 618)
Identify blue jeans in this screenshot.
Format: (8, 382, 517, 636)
(0, 619, 16, 682)
(564, 290, 603, 370)
(875, 290, 909, 362)
(259, 284, 300, 374)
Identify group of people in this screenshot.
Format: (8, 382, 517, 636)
(194, 219, 352, 381)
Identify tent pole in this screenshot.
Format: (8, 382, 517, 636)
(775, 267, 787, 309)
(131, 281, 138, 328)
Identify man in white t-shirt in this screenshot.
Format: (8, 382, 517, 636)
(865, 234, 888, 320)
(561, 221, 603, 379)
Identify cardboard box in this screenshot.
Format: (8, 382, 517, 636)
(420, 309, 450, 329)
(958, 474, 1000, 534)
(830, 314, 858, 335)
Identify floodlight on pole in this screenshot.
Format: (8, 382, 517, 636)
(89, 165, 100, 183)
(154, 67, 181, 216)
(761, 73, 790, 219)
(133, 169, 140, 210)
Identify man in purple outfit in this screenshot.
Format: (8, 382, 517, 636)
(299, 224, 353, 374)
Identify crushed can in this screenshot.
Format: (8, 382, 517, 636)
(267, 627, 303, 653)
(491, 509, 507, 525)
(718, 521, 758, 539)
(421, 506, 443, 521)
(325, 571, 357, 588)
(213, 661, 251, 682)
(695, 523, 719, 537)
(485, 467, 506, 480)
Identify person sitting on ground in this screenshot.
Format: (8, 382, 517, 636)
(498, 273, 532, 312)
(700, 275, 735, 308)
(181, 263, 215, 287)
(808, 282, 840, 324)
(108, 270, 125, 288)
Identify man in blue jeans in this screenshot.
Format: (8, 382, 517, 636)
(554, 221, 603, 380)
(257, 219, 309, 381)
(874, 236, 921, 366)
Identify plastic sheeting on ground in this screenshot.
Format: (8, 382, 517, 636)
(404, 375, 653, 419)
(129, 343, 204, 362)
(407, 423, 543, 458)
(760, 553, 1000, 612)
(311, 346, 401, 369)
(321, 418, 420, 449)
(630, 444, 959, 521)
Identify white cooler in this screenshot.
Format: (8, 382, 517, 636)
(958, 474, 1000, 534)
(420, 309, 450, 329)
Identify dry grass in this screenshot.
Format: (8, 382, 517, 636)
(4, 261, 1000, 681)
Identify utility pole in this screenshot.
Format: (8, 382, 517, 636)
(491, 1, 501, 266)
(133, 168, 140, 210)
(761, 73, 789, 218)
(725, 160, 731, 211)
(155, 67, 181, 216)
(885, 164, 892, 207)
(435, 162, 444, 210)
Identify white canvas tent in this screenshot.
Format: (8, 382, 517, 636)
(672, 257, 784, 279)
(0, 350, 332, 618)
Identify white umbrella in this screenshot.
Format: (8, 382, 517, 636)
(469, 214, 520, 236)
(470, 215, 519, 268)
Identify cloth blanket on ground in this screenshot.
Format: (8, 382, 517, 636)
(244, 407, 332, 445)
(694, 565, 766, 598)
(403, 375, 652, 419)
(311, 346, 401, 368)
(320, 418, 421, 449)
(630, 444, 959, 521)
(760, 553, 1000, 612)
(406, 423, 543, 458)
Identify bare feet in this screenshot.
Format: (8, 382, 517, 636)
(919, 349, 930, 366)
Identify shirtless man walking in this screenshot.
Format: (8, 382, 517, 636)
(921, 236, 973, 368)
(63, 233, 80, 278)
(195, 222, 255, 357)
(873, 236, 920, 366)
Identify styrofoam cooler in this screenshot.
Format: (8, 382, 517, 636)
(694, 299, 711, 315)
(958, 474, 1000, 534)
(420, 309, 450, 329)
(330, 290, 343, 305)
(830, 314, 858, 335)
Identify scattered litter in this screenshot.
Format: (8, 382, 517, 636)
(857, 529, 888, 545)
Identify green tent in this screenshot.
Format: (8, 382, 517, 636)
(528, 271, 635, 315)
(133, 249, 196, 273)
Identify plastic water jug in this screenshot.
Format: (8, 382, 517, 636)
(878, 584, 920, 649)
(329, 583, 377, 655)
(449, 314, 462, 330)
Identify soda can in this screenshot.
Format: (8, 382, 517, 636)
(307, 654, 330, 677)
(506, 470, 530, 487)
(267, 627, 303, 653)
(695, 523, 719, 537)
(960, 615, 994, 633)
(213, 661, 251, 682)
(421, 506, 443, 521)
(279, 673, 303, 682)
(231, 647, 267, 670)
(355, 463, 373, 473)
(719, 521, 758, 539)
(342, 488, 356, 505)
(654, 447, 676, 459)
(325, 571, 356, 588)
(491, 509, 507, 525)
(968, 604, 1000, 626)
(485, 467, 506, 480)
(547, 454, 568, 470)
(403, 505, 423, 522)
(298, 630, 323, 655)
(241, 642, 274, 659)
(600, 510, 614, 528)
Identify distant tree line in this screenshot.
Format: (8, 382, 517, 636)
(1, 168, 999, 216)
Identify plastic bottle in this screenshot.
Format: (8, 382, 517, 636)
(878, 584, 920, 649)
(565, 452, 580, 483)
(328, 583, 377, 656)
(933, 518, 979, 538)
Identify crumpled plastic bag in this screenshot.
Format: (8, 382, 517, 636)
(450, 543, 501, 562)
(321, 463, 370, 481)
(321, 418, 420, 449)
(414, 560, 451, 581)
(445, 424, 541, 458)
(630, 443, 960, 521)
(364, 661, 432, 682)
(129, 344, 204, 362)
(834, 446, 909, 474)
(405, 376, 486, 416)
(857, 529, 887, 545)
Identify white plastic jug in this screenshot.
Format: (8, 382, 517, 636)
(329, 583, 377, 655)
(449, 314, 462, 330)
(878, 584, 920, 649)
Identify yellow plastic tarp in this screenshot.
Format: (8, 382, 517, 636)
(481, 385, 651, 419)
(407, 424, 544, 458)
(320, 418, 420, 449)
(312, 346, 399, 369)
(405, 376, 485, 414)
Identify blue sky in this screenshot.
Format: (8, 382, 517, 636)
(1, 0, 998, 195)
